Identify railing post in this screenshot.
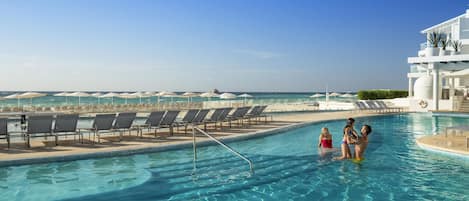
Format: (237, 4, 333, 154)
(192, 125, 197, 173)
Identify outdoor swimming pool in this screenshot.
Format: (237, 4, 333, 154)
(1, 113, 469, 201)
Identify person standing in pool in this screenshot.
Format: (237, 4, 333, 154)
(334, 118, 359, 160)
(355, 125, 372, 161)
(318, 127, 333, 149)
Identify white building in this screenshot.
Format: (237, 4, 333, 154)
(408, 9, 469, 112)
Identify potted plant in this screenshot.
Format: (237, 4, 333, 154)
(426, 32, 441, 56)
(451, 40, 462, 55)
(439, 38, 450, 56)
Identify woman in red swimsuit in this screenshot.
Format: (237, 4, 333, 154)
(318, 127, 333, 148)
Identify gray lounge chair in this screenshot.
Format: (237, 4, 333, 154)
(227, 107, 251, 128)
(159, 111, 180, 136)
(0, 118, 10, 148)
(113, 112, 137, 139)
(53, 114, 80, 145)
(86, 114, 116, 143)
(202, 108, 225, 131)
(136, 111, 166, 137)
(175, 109, 199, 131)
(184, 109, 209, 133)
(26, 115, 54, 148)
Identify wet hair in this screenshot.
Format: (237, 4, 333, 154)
(347, 118, 355, 125)
(362, 125, 372, 134)
(343, 124, 352, 135)
(321, 127, 329, 134)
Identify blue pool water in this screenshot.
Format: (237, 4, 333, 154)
(1, 113, 469, 200)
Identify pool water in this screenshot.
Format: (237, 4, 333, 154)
(1, 113, 469, 201)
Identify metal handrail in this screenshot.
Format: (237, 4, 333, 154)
(191, 126, 254, 174)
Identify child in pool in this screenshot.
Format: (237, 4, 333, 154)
(334, 124, 359, 160)
(318, 127, 333, 149)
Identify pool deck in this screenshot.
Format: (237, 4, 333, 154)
(416, 134, 469, 157)
(0, 111, 394, 166)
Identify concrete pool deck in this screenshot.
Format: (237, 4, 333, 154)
(0, 111, 396, 167)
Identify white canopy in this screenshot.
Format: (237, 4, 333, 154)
(69, 92, 91, 97)
(329, 92, 342, 97)
(340, 93, 354, 98)
(310, 93, 324, 98)
(100, 92, 120, 98)
(200, 92, 219, 98)
(118, 92, 137, 99)
(238, 93, 253, 98)
(100, 92, 120, 104)
(91, 92, 103, 97)
(182, 92, 199, 97)
(54, 92, 72, 97)
(220, 92, 237, 99)
(5, 92, 46, 106)
(158, 91, 177, 97)
(144, 91, 157, 97)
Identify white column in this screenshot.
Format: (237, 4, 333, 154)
(408, 77, 413, 97)
(432, 66, 439, 111)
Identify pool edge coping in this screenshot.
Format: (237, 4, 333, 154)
(416, 139, 469, 159)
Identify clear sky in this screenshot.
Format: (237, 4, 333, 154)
(0, 0, 467, 92)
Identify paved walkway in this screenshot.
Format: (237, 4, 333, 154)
(0, 111, 392, 166)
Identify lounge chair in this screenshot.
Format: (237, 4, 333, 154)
(159, 111, 180, 136)
(25, 115, 54, 148)
(184, 109, 209, 133)
(85, 114, 116, 143)
(135, 111, 165, 137)
(227, 107, 251, 128)
(0, 118, 10, 148)
(53, 114, 80, 145)
(175, 109, 199, 131)
(112, 112, 137, 140)
(216, 107, 233, 130)
(202, 108, 225, 131)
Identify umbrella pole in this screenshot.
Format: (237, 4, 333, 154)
(78, 96, 81, 106)
(17, 98, 20, 108)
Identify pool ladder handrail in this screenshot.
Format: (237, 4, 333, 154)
(191, 126, 254, 175)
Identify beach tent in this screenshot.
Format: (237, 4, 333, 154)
(100, 92, 120, 104)
(69, 92, 91, 105)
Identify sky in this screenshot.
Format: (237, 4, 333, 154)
(0, 0, 467, 92)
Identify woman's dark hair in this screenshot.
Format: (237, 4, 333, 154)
(343, 124, 352, 135)
(362, 124, 372, 134)
(347, 118, 355, 125)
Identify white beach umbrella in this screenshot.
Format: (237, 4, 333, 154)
(118, 92, 138, 104)
(238, 93, 253, 104)
(220, 93, 237, 99)
(100, 92, 120, 104)
(91, 92, 103, 104)
(340, 93, 354, 98)
(329, 92, 341, 97)
(5, 92, 46, 107)
(69, 92, 91, 105)
(54, 92, 72, 104)
(310, 93, 324, 98)
(200, 92, 219, 101)
(130, 92, 150, 104)
(182, 92, 199, 102)
(158, 91, 177, 102)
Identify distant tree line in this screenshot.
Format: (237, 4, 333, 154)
(357, 90, 408, 100)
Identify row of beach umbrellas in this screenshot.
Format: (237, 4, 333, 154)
(0, 91, 254, 106)
(309, 93, 357, 98)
